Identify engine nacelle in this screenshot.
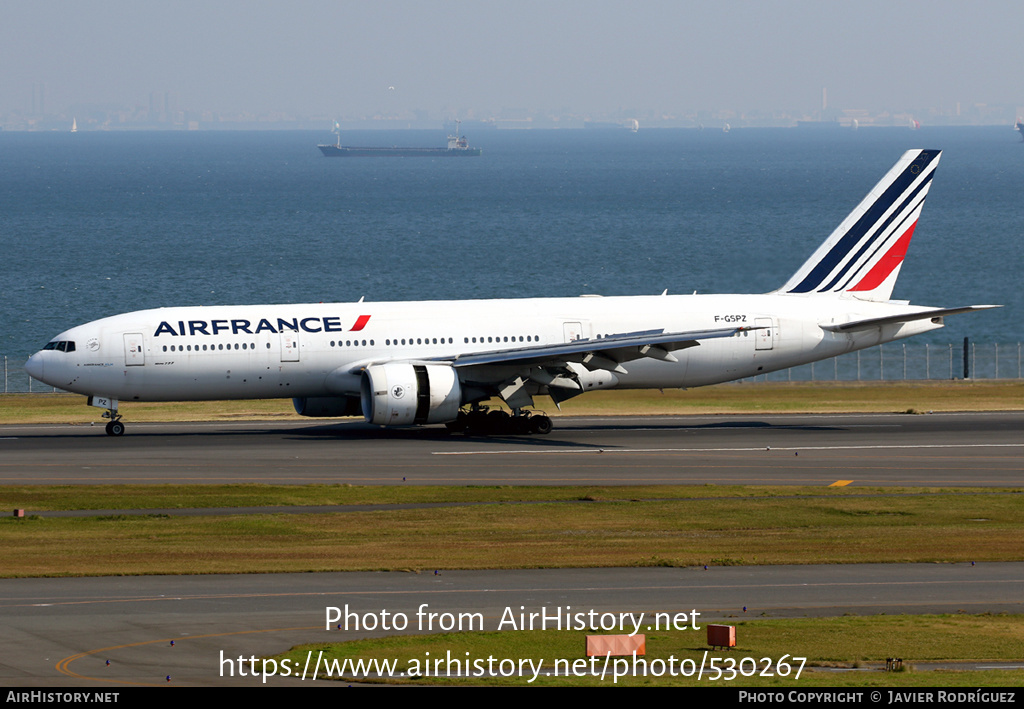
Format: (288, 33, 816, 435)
(360, 362, 461, 426)
(292, 396, 362, 417)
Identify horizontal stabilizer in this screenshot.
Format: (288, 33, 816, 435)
(820, 305, 1001, 333)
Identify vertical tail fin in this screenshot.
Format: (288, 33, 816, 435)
(779, 149, 941, 301)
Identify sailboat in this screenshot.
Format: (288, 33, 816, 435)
(71, 118, 77, 133)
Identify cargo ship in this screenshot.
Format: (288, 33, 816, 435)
(318, 121, 481, 157)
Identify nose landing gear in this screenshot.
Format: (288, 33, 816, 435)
(104, 417, 125, 437)
(88, 396, 125, 436)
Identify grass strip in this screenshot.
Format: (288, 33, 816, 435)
(276, 614, 1024, 686)
(2, 380, 1022, 425)
(1, 483, 1004, 512)
(3, 490, 1021, 576)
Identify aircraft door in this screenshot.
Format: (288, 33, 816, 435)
(563, 322, 584, 342)
(123, 333, 145, 366)
(755, 318, 776, 351)
(281, 332, 300, 362)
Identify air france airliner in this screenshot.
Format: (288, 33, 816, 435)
(25, 149, 997, 436)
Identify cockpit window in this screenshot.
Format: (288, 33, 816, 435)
(42, 340, 75, 352)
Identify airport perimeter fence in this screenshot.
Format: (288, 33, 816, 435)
(4, 341, 1022, 394)
(745, 341, 1022, 384)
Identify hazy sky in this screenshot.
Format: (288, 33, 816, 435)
(3, 0, 1022, 118)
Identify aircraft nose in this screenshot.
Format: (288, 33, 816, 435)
(25, 352, 44, 382)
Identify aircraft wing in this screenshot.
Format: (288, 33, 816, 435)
(425, 325, 760, 409)
(820, 305, 1001, 333)
(441, 326, 756, 373)
(336, 325, 757, 408)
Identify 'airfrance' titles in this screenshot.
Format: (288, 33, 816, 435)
(153, 314, 371, 338)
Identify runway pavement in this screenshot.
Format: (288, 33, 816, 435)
(2, 564, 1022, 687)
(2, 411, 1021, 687)
(1, 411, 1022, 486)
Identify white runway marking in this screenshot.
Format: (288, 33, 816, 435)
(434, 443, 1024, 456)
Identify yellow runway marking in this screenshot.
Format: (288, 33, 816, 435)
(829, 480, 854, 487)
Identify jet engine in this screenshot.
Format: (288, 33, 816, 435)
(360, 362, 461, 426)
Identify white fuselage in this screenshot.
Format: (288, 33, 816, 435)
(26, 292, 942, 404)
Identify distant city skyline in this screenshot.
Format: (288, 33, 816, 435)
(3, 1, 1023, 128)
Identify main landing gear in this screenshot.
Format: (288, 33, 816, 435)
(445, 406, 552, 436)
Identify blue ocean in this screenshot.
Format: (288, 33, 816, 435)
(1, 126, 1019, 362)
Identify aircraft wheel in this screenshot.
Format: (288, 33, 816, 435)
(105, 420, 125, 437)
(462, 410, 488, 436)
(445, 412, 468, 433)
(487, 410, 511, 434)
(530, 415, 552, 435)
(511, 416, 532, 435)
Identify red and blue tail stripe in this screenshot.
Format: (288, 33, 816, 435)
(780, 150, 941, 301)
